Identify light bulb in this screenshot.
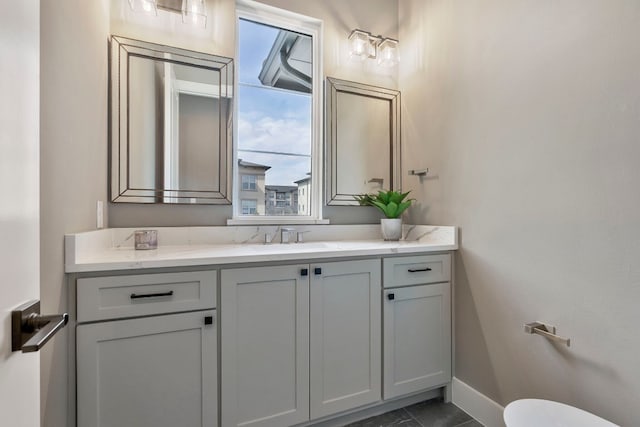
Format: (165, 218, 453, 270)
(377, 38, 398, 67)
(349, 30, 375, 61)
(182, 0, 207, 27)
(127, 0, 157, 15)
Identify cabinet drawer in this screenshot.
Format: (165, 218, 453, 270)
(383, 254, 450, 288)
(77, 271, 216, 322)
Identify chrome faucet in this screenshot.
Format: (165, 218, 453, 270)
(263, 226, 280, 244)
(280, 227, 296, 244)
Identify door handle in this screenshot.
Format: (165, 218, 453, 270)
(12, 300, 69, 353)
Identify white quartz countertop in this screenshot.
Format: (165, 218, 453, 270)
(65, 225, 457, 273)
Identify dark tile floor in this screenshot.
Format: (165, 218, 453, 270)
(343, 398, 482, 427)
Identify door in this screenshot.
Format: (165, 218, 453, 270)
(0, 1, 41, 426)
(383, 283, 452, 399)
(310, 259, 381, 418)
(76, 311, 217, 427)
(221, 265, 310, 427)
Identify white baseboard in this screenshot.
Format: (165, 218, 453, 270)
(452, 377, 506, 427)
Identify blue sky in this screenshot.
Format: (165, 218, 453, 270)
(237, 19, 312, 187)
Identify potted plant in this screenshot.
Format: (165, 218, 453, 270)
(355, 190, 414, 241)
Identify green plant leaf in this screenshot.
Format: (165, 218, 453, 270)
(370, 200, 390, 216)
(354, 194, 373, 206)
(381, 191, 392, 204)
(355, 189, 414, 218)
(385, 201, 400, 218)
(395, 201, 413, 217)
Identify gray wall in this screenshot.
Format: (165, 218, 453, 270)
(40, 1, 109, 426)
(178, 94, 220, 191)
(108, 0, 397, 227)
(400, 1, 640, 424)
(45, 1, 640, 425)
(129, 57, 162, 189)
(40, 1, 396, 425)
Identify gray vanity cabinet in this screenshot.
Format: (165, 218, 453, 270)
(310, 259, 381, 418)
(221, 264, 310, 427)
(75, 271, 217, 427)
(70, 250, 454, 427)
(382, 255, 452, 400)
(221, 259, 381, 427)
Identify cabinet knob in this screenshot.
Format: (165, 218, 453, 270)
(204, 316, 213, 325)
(314, 267, 322, 275)
(387, 293, 395, 300)
(301, 268, 308, 276)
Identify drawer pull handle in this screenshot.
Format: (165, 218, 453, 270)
(387, 293, 395, 300)
(408, 267, 432, 273)
(130, 291, 174, 299)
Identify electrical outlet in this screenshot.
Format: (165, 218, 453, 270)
(96, 201, 104, 229)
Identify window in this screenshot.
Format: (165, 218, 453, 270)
(241, 199, 258, 215)
(232, 0, 323, 223)
(241, 174, 257, 191)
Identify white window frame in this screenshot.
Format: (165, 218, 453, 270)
(241, 199, 258, 215)
(229, 0, 327, 225)
(241, 174, 257, 191)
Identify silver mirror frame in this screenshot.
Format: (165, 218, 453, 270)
(109, 35, 234, 204)
(324, 77, 401, 206)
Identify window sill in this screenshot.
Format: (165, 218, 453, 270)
(227, 217, 330, 226)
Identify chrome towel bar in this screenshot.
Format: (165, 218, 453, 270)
(524, 321, 570, 347)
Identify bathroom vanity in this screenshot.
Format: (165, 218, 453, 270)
(65, 225, 457, 427)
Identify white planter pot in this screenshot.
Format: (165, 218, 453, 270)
(381, 218, 402, 241)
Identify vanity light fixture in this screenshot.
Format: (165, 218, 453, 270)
(377, 37, 399, 67)
(182, 0, 207, 27)
(127, 0, 207, 28)
(348, 29, 378, 61)
(348, 29, 398, 67)
(128, 0, 158, 15)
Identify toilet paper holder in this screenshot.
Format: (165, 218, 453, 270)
(524, 321, 570, 347)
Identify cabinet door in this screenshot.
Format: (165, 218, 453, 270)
(310, 259, 381, 418)
(383, 283, 451, 400)
(77, 311, 217, 427)
(221, 265, 309, 427)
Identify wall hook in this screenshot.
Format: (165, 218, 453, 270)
(408, 169, 428, 177)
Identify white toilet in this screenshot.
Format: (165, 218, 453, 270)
(504, 399, 619, 427)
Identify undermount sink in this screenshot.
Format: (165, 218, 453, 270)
(243, 240, 398, 254)
(64, 225, 458, 273)
(245, 242, 335, 252)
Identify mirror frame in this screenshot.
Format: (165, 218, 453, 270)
(324, 77, 401, 206)
(109, 35, 234, 204)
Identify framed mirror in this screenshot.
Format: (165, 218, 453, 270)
(325, 77, 401, 206)
(110, 36, 234, 204)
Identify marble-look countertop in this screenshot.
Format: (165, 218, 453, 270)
(65, 224, 458, 273)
